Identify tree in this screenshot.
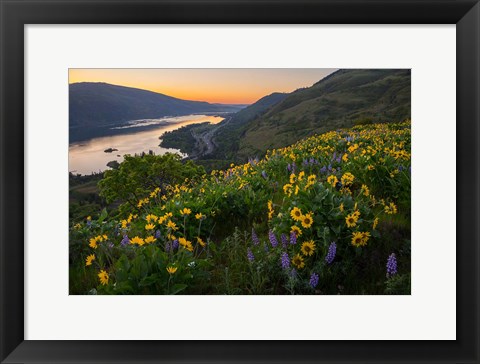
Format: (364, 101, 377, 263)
(98, 153, 205, 213)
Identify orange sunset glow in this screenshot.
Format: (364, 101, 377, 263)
(69, 68, 337, 104)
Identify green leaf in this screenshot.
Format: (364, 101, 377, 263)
(98, 208, 108, 223)
(139, 274, 161, 287)
(170, 284, 188, 295)
(371, 229, 381, 238)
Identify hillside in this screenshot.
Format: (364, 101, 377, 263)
(69, 82, 245, 140)
(205, 92, 290, 160)
(232, 69, 410, 160)
(70, 121, 411, 295)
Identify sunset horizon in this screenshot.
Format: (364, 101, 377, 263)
(69, 68, 337, 104)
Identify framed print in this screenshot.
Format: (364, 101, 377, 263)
(1, 0, 479, 363)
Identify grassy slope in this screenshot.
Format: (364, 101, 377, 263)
(207, 92, 290, 160)
(236, 69, 411, 160)
(70, 121, 411, 295)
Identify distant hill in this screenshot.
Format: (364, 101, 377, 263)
(233, 69, 411, 160)
(209, 92, 290, 159)
(69, 82, 245, 140)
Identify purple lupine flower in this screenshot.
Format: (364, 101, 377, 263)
(165, 241, 171, 253)
(332, 151, 337, 161)
(107, 242, 114, 248)
(320, 166, 327, 174)
(289, 231, 297, 245)
(281, 233, 288, 249)
(252, 228, 260, 246)
(310, 158, 317, 165)
(268, 230, 278, 248)
(287, 163, 292, 173)
(291, 162, 297, 173)
(172, 239, 179, 250)
(281, 252, 290, 269)
(261, 170, 268, 180)
(155, 229, 162, 239)
(327, 164, 332, 171)
(290, 268, 297, 278)
(386, 253, 398, 277)
(120, 235, 130, 246)
(325, 242, 337, 264)
(247, 248, 255, 262)
(309, 272, 319, 288)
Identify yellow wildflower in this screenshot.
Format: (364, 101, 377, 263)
(290, 207, 303, 221)
(291, 254, 305, 269)
(345, 213, 359, 228)
(351, 232, 365, 247)
(145, 223, 155, 231)
(196, 237, 206, 247)
(178, 237, 194, 251)
(167, 220, 178, 231)
(289, 173, 297, 184)
(268, 200, 274, 220)
(146, 214, 158, 223)
(98, 270, 109, 285)
(144, 236, 156, 244)
(131, 236, 145, 246)
(327, 175, 338, 187)
(341, 172, 355, 186)
(290, 225, 302, 237)
(301, 240, 316, 256)
(85, 254, 95, 266)
(283, 183, 293, 196)
(351, 231, 370, 247)
(166, 266, 178, 274)
(361, 184, 370, 196)
(301, 213, 313, 229)
(180, 208, 192, 216)
(89, 237, 98, 249)
(361, 231, 371, 244)
(384, 202, 398, 214)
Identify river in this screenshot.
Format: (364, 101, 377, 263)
(69, 114, 224, 175)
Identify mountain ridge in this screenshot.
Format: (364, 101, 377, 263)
(235, 69, 411, 159)
(69, 82, 245, 130)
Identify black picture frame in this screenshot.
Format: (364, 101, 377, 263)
(1, 1, 479, 363)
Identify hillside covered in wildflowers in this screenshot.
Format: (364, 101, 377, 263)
(70, 121, 411, 295)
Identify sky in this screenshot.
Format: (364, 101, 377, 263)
(69, 69, 337, 104)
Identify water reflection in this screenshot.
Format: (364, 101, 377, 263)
(69, 114, 224, 175)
